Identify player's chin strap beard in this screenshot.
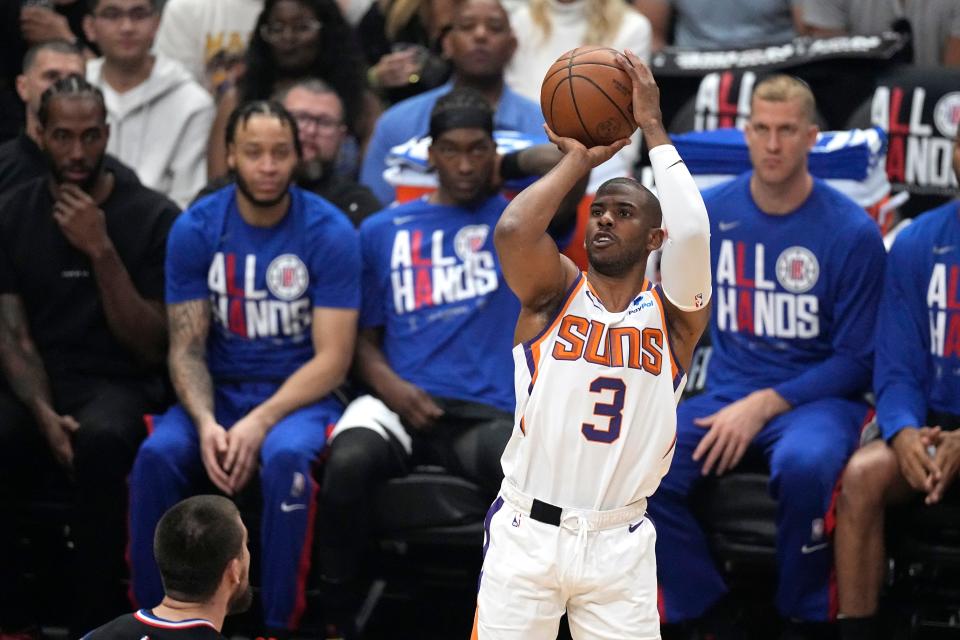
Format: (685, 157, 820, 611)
(235, 173, 291, 208)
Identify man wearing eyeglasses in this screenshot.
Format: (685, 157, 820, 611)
(84, 0, 215, 208)
(276, 78, 380, 226)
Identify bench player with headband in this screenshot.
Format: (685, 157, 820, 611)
(475, 50, 711, 639)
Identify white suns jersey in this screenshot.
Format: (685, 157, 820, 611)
(500, 273, 686, 511)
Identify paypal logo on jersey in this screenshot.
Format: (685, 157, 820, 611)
(207, 252, 312, 339)
(388, 225, 500, 314)
(629, 293, 655, 315)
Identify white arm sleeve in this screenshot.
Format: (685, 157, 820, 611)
(650, 144, 712, 312)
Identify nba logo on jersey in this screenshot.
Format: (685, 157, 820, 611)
(512, 512, 521, 527)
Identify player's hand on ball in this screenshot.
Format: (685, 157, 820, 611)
(543, 124, 628, 167)
(615, 50, 663, 132)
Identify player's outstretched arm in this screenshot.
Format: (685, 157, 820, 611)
(619, 49, 712, 368)
(494, 128, 628, 316)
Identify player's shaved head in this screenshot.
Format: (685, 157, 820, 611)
(596, 177, 662, 227)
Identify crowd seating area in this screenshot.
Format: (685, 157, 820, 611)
(1, 0, 959, 639)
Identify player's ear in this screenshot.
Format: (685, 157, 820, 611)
(226, 143, 237, 171)
(647, 227, 665, 252)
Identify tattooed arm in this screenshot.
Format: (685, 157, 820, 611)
(167, 298, 231, 493)
(0, 294, 79, 467)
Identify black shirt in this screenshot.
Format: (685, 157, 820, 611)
(0, 132, 45, 196)
(83, 610, 227, 640)
(299, 169, 382, 226)
(0, 163, 179, 378)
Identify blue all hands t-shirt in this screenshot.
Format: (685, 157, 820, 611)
(703, 172, 886, 405)
(166, 184, 361, 382)
(360, 194, 519, 412)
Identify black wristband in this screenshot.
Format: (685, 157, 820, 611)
(499, 150, 525, 180)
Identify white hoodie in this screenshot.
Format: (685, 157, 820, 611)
(87, 55, 215, 209)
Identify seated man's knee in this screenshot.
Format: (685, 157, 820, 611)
(838, 441, 901, 514)
(322, 428, 391, 493)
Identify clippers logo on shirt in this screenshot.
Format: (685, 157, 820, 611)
(388, 225, 499, 314)
(207, 251, 311, 339)
(927, 262, 960, 358)
(714, 239, 820, 339)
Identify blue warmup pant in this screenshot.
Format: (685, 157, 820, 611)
(649, 390, 866, 623)
(128, 381, 341, 630)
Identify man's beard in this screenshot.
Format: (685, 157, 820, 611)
(47, 150, 105, 192)
(586, 243, 648, 278)
(235, 171, 291, 208)
(227, 582, 253, 615)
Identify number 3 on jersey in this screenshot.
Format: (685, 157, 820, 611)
(582, 377, 625, 443)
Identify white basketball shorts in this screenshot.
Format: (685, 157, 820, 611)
(474, 482, 660, 639)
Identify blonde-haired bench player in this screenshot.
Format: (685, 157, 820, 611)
(474, 50, 711, 639)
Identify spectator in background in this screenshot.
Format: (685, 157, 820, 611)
(154, 0, 264, 100)
(0, 40, 84, 194)
(505, 0, 651, 102)
(0, 76, 177, 638)
(360, 0, 544, 205)
(648, 75, 885, 639)
(84, 0, 214, 209)
(802, 0, 960, 67)
(833, 126, 960, 640)
(318, 88, 579, 639)
(357, 0, 453, 105)
(278, 79, 382, 224)
(634, 0, 803, 51)
(84, 496, 252, 640)
(129, 101, 359, 640)
(207, 0, 377, 180)
(195, 79, 381, 225)
(0, 0, 95, 142)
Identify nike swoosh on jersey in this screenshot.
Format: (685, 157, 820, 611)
(628, 520, 644, 533)
(280, 502, 307, 513)
(393, 215, 417, 225)
(933, 245, 956, 255)
(718, 221, 741, 232)
(800, 542, 829, 554)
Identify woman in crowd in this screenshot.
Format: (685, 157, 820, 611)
(207, 0, 377, 178)
(505, 0, 652, 102)
(357, 0, 453, 104)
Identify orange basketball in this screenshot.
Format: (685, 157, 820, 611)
(540, 46, 637, 147)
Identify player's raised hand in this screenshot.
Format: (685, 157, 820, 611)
(616, 50, 670, 149)
(544, 124, 629, 168)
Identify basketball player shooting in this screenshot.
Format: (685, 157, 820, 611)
(473, 50, 712, 639)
